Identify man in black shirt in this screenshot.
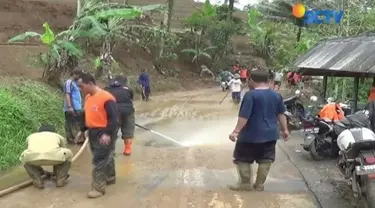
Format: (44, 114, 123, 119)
(106, 75, 136, 155)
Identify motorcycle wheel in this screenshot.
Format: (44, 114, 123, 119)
(309, 140, 325, 160)
(222, 87, 225, 92)
(366, 177, 375, 207)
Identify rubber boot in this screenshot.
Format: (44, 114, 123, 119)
(87, 190, 104, 198)
(228, 162, 253, 191)
(54, 161, 71, 187)
(24, 164, 44, 189)
(254, 162, 272, 191)
(123, 139, 132, 156)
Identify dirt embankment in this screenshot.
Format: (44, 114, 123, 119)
(0, 0, 214, 91)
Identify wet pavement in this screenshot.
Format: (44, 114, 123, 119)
(0, 88, 342, 208)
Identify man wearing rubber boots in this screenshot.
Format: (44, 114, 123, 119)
(228, 70, 289, 192)
(77, 73, 118, 198)
(20, 125, 72, 189)
(105, 75, 135, 156)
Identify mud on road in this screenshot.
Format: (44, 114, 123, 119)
(0, 88, 351, 208)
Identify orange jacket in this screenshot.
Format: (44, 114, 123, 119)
(240, 69, 247, 78)
(318, 103, 345, 121)
(369, 86, 375, 102)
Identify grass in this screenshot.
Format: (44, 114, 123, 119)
(0, 78, 64, 171)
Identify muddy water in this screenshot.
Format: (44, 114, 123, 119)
(1, 88, 318, 208)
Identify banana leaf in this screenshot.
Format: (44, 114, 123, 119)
(139, 4, 165, 12)
(8, 32, 41, 43)
(40, 22, 56, 45)
(95, 8, 143, 20)
(56, 40, 83, 57)
(202, 0, 216, 16)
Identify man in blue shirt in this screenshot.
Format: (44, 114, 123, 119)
(63, 69, 83, 143)
(138, 69, 150, 101)
(228, 70, 290, 192)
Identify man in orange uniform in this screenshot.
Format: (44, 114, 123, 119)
(76, 73, 118, 199)
(240, 66, 248, 83)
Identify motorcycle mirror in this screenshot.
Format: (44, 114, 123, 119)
(295, 90, 301, 95)
(310, 96, 318, 102)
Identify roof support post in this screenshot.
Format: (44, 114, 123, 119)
(352, 77, 359, 114)
(322, 76, 328, 100)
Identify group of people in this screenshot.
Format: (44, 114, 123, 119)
(19, 69, 152, 199)
(19, 65, 290, 197)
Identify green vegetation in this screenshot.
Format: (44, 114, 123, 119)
(0, 79, 63, 170)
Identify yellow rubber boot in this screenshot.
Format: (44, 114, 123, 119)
(228, 162, 253, 191)
(254, 162, 272, 191)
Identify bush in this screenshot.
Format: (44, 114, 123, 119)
(0, 78, 64, 171)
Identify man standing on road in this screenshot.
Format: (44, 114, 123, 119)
(76, 73, 118, 198)
(138, 68, 151, 101)
(20, 125, 72, 189)
(105, 75, 135, 156)
(273, 71, 283, 91)
(63, 69, 83, 143)
(228, 70, 290, 192)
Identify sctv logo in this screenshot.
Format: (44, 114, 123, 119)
(292, 3, 344, 25)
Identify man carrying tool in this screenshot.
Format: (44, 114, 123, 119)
(105, 75, 135, 156)
(20, 125, 72, 189)
(228, 70, 289, 192)
(76, 73, 118, 198)
(138, 68, 151, 101)
(228, 74, 242, 103)
(63, 69, 83, 143)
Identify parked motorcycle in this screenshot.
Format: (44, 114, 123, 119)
(284, 91, 317, 131)
(336, 127, 375, 207)
(302, 117, 338, 160)
(303, 110, 371, 161)
(284, 90, 305, 119)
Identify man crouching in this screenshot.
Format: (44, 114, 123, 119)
(20, 125, 72, 189)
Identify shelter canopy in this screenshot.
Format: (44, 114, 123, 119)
(293, 35, 375, 77)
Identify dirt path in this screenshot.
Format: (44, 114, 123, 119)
(1, 88, 318, 208)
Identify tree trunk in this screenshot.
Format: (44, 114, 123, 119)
(158, 0, 174, 59)
(76, 0, 82, 16)
(296, 26, 302, 42)
(228, 0, 235, 19)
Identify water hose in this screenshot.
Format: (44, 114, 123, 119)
(0, 137, 89, 198)
(135, 123, 183, 146)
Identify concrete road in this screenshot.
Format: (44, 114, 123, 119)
(1, 88, 332, 208)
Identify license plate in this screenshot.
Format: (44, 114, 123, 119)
(304, 128, 319, 133)
(356, 165, 375, 175)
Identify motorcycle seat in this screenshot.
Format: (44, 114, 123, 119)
(344, 140, 375, 159)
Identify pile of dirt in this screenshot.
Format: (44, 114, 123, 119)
(0, 0, 74, 42)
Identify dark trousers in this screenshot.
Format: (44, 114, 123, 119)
(64, 111, 83, 140)
(141, 85, 151, 100)
(88, 129, 116, 193)
(232, 92, 241, 103)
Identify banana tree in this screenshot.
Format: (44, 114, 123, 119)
(8, 23, 82, 85)
(77, 1, 164, 78)
(181, 46, 217, 70)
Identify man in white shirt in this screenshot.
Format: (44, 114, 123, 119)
(228, 74, 242, 103)
(274, 71, 283, 91)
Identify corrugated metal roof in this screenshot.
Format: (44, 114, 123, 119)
(294, 35, 375, 77)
